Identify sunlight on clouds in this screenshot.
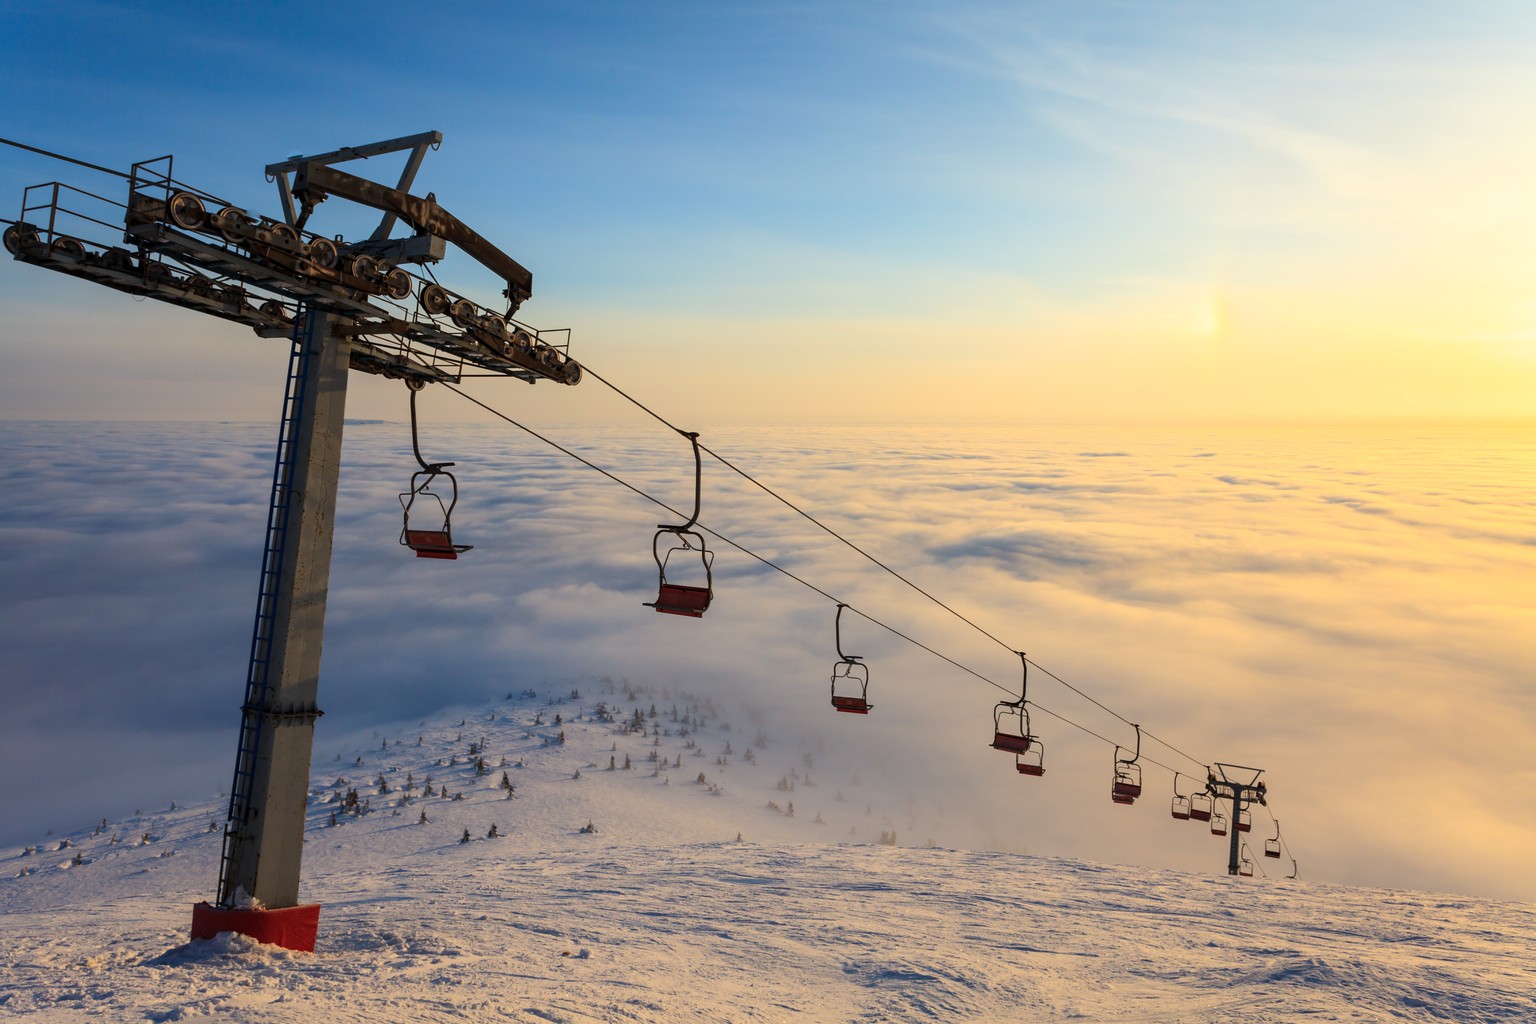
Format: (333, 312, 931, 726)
(2, 416, 1533, 897)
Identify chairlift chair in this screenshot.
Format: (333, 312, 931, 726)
(991, 653, 1042, 775)
(1110, 725, 1143, 804)
(1170, 773, 1192, 820)
(1013, 741, 1045, 776)
(990, 710, 1033, 754)
(1238, 847, 1255, 877)
(1236, 806, 1253, 833)
(644, 430, 714, 617)
(1210, 810, 1229, 837)
(400, 472, 470, 559)
(1264, 820, 1283, 859)
(399, 384, 471, 560)
(647, 529, 714, 616)
(829, 604, 871, 713)
(831, 660, 871, 715)
(1188, 791, 1214, 822)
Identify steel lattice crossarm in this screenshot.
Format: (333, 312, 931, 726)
(3, 134, 581, 390)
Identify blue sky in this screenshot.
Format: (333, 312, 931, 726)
(4, 1, 1536, 422)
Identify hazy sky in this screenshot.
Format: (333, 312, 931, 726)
(3, 1, 1535, 423)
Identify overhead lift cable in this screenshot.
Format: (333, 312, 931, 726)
(441, 380, 1189, 780)
(579, 362, 1209, 775)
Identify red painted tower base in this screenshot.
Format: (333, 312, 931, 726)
(190, 902, 321, 952)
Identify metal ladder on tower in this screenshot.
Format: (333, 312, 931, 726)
(216, 306, 312, 906)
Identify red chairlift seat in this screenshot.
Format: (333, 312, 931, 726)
(400, 472, 471, 560)
(828, 605, 872, 714)
(646, 528, 714, 617)
(991, 731, 1032, 755)
(1236, 807, 1253, 833)
(1111, 774, 1142, 805)
(1110, 731, 1143, 805)
(403, 528, 469, 560)
(1010, 733, 1045, 776)
(651, 583, 711, 617)
(399, 386, 471, 561)
(1239, 858, 1254, 877)
(1211, 812, 1229, 837)
(830, 652, 871, 715)
(1170, 773, 1193, 819)
(1264, 820, 1283, 858)
(992, 689, 1036, 757)
(646, 430, 714, 618)
(1189, 792, 1214, 822)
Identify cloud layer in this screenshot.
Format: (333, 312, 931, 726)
(1, 418, 1531, 900)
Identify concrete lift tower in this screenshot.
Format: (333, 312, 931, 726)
(3, 132, 580, 950)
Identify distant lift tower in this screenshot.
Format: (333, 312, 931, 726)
(4, 132, 580, 950)
(1206, 763, 1267, 876)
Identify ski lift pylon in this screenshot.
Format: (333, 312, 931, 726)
(991, 652, 1043, 775)
(644, 429, 714, 617)
(399, 383, 472, 559)
(829, 603, 871, 714)
(1111, 725, 1143, 804)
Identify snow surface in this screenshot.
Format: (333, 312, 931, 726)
(3, 685, 1533, 1023)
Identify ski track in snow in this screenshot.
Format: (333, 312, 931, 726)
(2, 688, 1533, 1023)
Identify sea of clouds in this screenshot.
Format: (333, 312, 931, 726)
(1, 416, 1531, 901)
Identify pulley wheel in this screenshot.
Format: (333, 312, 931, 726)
(167, 191, 207, 231)
(350, 254, 380, 282)
(420, 283, 451, 315)
(477, 314, 509, 355)
(49, 237, 86, 259)
(3, 224, 39, 255)
(101, 247, 135, 272)
(268, 222, 300, 249)
(309, 237, 339, 269)
(385, 268, 412, 300)
(213, 207, 250, 243)
(449, 298, 478, 327)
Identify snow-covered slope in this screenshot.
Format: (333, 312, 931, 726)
(4, 685, 1533, 1023)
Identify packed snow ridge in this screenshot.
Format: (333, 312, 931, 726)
(3, 683, 1533, 1023)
